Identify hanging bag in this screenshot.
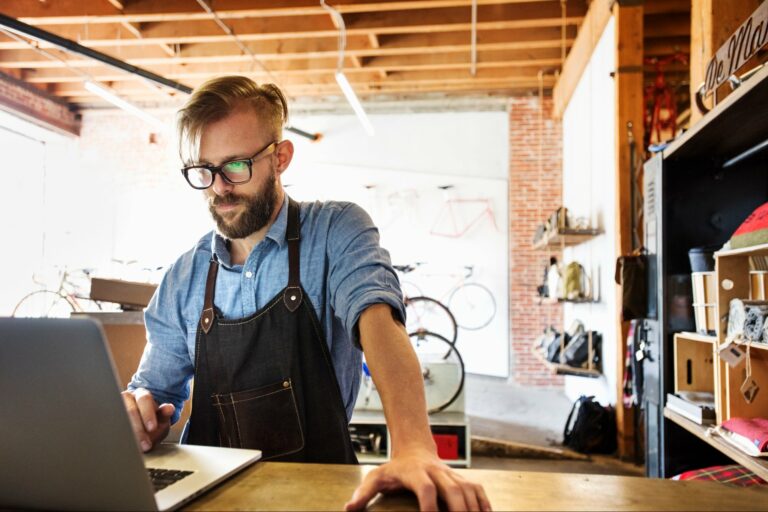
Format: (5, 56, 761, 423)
(615, 249, 648, 320)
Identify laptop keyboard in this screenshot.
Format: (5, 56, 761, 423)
(147, 467, 194, 492)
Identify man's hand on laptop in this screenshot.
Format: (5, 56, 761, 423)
(121, 388, 175, 452)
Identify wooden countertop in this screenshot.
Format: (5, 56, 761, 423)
(185, 462, 768, 511)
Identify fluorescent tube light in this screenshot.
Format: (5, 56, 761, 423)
(84, 80, 167, 131)
(334, 71, 374, 136)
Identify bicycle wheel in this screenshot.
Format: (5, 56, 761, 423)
(408, 330, 465, 414)
(399, 280, 423, 302)
(448, 282, 496, 331)
(12, 290, 75, 318)
(405, 296, 457, 345)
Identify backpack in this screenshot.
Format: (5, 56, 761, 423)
(563, 395, 617, 454)
(562, 330, 602, 369)
(560, 262, 590, 300)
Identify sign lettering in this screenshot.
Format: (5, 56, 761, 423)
(704, 0, 768, 93)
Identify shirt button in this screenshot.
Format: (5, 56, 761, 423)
(245, 271, 253, 278)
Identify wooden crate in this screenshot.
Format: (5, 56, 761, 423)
(673, 333, 716, 395)
(715, 243, 768, 422)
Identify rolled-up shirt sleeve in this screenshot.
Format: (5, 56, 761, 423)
(327, 203, 406, 349)
(127, 263, 195, 425)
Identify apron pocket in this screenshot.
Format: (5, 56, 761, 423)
(211, 378, 305, 459)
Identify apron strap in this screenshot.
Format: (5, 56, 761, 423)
(200, 258, 219, 333)
(284, 197, 303, 312)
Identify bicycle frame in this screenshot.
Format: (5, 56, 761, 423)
(430, 198, 498, 238)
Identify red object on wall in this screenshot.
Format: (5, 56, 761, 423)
(433, 433, 459, 460)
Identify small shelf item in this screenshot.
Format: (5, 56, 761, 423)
(533, 228, 602, 250)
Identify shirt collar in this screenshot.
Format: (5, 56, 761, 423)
(210, 195, 290, 269)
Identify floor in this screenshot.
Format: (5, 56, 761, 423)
(463, 374, 645, 477)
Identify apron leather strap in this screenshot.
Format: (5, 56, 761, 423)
(284, 197, 303, 312)
(201, 258, 219, 333)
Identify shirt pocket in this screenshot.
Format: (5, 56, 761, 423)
(211, 378, 304, 460)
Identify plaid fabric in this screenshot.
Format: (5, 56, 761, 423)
(673, 464, 768, 487)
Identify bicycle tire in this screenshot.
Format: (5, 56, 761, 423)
(399, 280, 423, 301)
(408, 330, 465, 414)
(12, 290, 76, 318)
(448, 282, 496, 331)
(405, 296, 457, 345)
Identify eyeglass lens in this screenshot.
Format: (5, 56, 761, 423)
(187, 160, 251, 188)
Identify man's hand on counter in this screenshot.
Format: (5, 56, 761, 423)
(344, 447, 492, 512)
(121, 388, 174, 452)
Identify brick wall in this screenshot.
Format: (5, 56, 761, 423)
(0, 71, 80, 135)
(508, 96, 564, 387)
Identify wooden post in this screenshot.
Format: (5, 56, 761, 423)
(690, 0, 762, 125)
(614, 1, 644, 462)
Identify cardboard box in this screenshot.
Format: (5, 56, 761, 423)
(90, 278, 158, 308)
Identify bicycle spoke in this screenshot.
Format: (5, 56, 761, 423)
(448, 282, 496, 330)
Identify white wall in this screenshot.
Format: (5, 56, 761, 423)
(0, 108, 510, 377)
(284, 112, 510, 377)
(562, 17, 618, 405)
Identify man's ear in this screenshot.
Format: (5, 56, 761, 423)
(275, 139, 294, 175)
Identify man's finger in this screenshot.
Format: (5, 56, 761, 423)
(344, 471, 384, 511)
(409, 473, 439, 512)
(121, 391, 151, 452)
(428, 467, 468, 512)
(157, 403, 175, 421)
(134, 388, 159, 432)
(476, 481, 493, 512)
(451, 473, 481, 512)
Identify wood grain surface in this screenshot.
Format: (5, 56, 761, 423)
(184, 461, 768, 511)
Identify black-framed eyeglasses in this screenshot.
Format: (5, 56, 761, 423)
(181, 140, 278, 190)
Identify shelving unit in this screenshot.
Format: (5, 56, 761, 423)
(532, 213, 603, 378)
(642, 61, 768, 477)
(349, 410, 471, 468)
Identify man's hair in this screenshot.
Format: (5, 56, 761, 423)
(177, 76, 289, 164)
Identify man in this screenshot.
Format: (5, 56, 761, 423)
(124, 76, 490, 511)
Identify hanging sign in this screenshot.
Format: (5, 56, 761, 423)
(703, 0, 768, 94)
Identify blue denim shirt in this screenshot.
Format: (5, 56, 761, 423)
(128, 196, 404, 424)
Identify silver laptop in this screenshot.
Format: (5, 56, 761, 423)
(0, 317, 261, 511)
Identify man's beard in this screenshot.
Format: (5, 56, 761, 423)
(208, 171, 278, 239)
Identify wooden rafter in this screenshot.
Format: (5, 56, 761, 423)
(0, 0, 692, 109)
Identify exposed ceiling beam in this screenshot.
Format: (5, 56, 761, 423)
(9, 0, 567, 25)
(552, 0, 612, 118)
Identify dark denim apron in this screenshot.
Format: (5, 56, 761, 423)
(186, 197, 358, 464)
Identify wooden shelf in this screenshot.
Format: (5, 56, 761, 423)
(733, 340, 768, 351)
(533, 228, 602, 250)
(530, 343, 602, 379)
(553, 364, 602, 378)
(539, 297, 600, 305)
(664, 407, 768, 482)
(675, 332, 718, 344)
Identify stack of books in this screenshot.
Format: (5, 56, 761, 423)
(666, 391, 716, 425)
